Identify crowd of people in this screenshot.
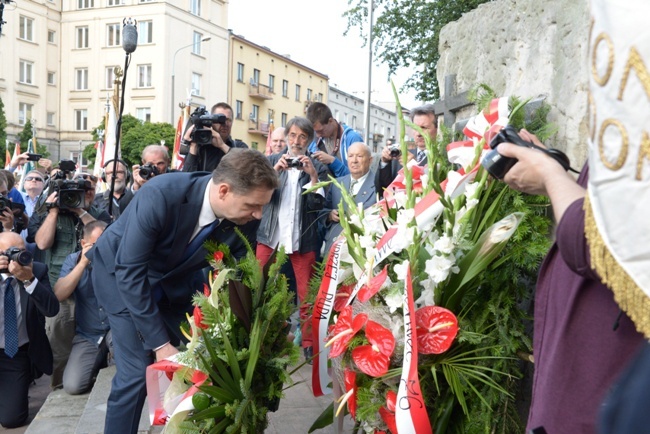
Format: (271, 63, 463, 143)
(0, 97, 645, 434)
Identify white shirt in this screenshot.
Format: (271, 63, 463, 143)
(189, 180, 221, 241)
(350, 172, 369, 197)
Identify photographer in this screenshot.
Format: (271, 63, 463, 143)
(131, 145, 170, 192)
(374, 139, 403, 199)
(256, 117, 328, 363)
(181, 102, 248, 173)
(27, 167, 110, 390)
(0, 172, 28, 234)
(0, 232, 58, 428)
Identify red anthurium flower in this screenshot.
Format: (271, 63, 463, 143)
(202, 283, 211, 297)
(352, 320, 395, 377)
(334, 283, 355, 312)
(336, 369, 358, 419)
(378, 390, 398, 434)
(415, 306, 459, 354)
(213, 251, 224, 262)
(193, 306, 209, 330)
(357, 265, 389, 303)
(327, 306, 367, 358)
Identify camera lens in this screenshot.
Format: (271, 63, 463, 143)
(60, 190, 83, 209)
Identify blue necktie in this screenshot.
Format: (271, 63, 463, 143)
(4, 278, 18, 358)
(181, 220, 220, 263)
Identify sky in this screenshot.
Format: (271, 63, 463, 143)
(227, 0, 421, 110)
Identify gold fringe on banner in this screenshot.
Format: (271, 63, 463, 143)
(584, 193, 650, 340)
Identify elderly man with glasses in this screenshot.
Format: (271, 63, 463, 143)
(27, 170, 111, 390)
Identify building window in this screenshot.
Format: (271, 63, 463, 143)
(47, 30, 56, 44)
(138, 21, 153, 45)
(19, 16, 34, 42)
(19, 103, 33, 126)
(107, 0, 124, 5)
(268, 74, 275, 93)
(105, 66, 116, 89)
(235, 100, 243, 120)
(47, 71, 56, 85)
(237, 63, 244, 82)
(75, 68, 89, 90)
(75, 109, 88, 131)
(282, 80, 288, 97)
(191, 73, 201, 96)
(47, 112, 55, 126)
(136, 108, 151, 123)
(76, 26, 89, 49)
(107, 23, 121, 47)
(192, 31, 203, 55)
(190, 0, 201, 16)
(77, 0, 94, 9)
(252, 68, 260, 85)
(352, 115, 357, 129)
(295, 85, 301, 101)
(19, 60, 34, 85)
(318, 93, 323, 102)
(137, 64, 152, 88)
(307, 88, 312, 101)
(344, 113, 348, 124)
(139, 0, 153, 2)
(250, 104, 259, 122)
(281, 113, 287, 127)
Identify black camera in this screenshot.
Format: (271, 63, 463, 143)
(286, 157, 303, 169)
(0, 195, 11, 211)
(481, 125, 571, 179)
(138, 163, 159, 180)
(0, 247, 33, 273)
(54, 178, 90, 210)
(388, 145, 401, 158)
(188, 106, 227, 147)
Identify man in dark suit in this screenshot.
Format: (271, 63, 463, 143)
(322, 143, 377, 255)
(0, 232, 59, 428)
(91, 149, 278, 434)
(410, 104, 438, 167)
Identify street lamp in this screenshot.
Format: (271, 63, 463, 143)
(170, 37, 211, 123)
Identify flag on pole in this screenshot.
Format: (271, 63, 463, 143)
(12, 142, 22, 177)
(4, 140, 11, 170)
(264, 121, 275, 156)
(18, 138, 36, 192)
(172, 105, 189, 170)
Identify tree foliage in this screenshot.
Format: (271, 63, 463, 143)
(16, 120, 51, 159)
(344, 0, 492, 100)
(87, 115, 175, 168)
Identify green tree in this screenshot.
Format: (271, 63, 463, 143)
(87, 115, 175, 168)
(345, 0, 492, 100)
(15, 120, 50, 159)
(0, 97, 6, 167)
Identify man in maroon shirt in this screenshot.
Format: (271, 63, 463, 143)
(496, 130, 644, 434)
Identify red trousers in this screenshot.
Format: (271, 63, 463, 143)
(256, 243, 316, 348)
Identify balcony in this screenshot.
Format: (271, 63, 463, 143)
(248, 119, 271, 136)
(249, 80, 273, 100)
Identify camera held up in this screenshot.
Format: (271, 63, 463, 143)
(481, 125, 572, 180)
(286, 157, 303, 169)
(0, 247, 33, 274)
(138, 163, 159, 180)
(180, 106, 228, 154)
(47, 159, 92, 211)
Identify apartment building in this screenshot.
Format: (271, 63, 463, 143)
(228, 33, 329, 150)
(0, 0, 229, 163)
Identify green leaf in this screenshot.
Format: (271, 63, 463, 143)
(228, 280, 252, 332)
(308, 401, 335, 432)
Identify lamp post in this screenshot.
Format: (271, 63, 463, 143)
(170, 37, 211, 123)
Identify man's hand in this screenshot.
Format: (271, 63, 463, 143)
(328, 209, 340, 223)
(38, 158, 53, 174)
(132, 165, 147, 191)
(312, 150, 335, 165)
(9, 258, 34, 283)
(10, 152, 29, 169)
(183, 125, 229, 155)
(80, 243, 93, 267)
(155, 342, 179, 361)
(298, 155, 320, 184)
(0, 207, 14, 232)
(45, 191, 59, 214)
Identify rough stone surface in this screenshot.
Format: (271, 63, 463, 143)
(437, 0, 590, 164)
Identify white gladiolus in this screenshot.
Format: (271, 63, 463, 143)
(434, 234, 454, 254)
(425, 255, 456, 284)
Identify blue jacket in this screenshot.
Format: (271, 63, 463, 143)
(257, 150, 328, 254)
(308, 124, 363, 178)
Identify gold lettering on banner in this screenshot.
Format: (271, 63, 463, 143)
(598, 119, 629, 171)
(618, 47, 650, 101)
(592, 33, 615, 86)
(636, 131, 650, 180)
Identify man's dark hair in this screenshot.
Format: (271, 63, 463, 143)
(410, 104, 437, 123)
(285, 117, 315, 145)
(82, 220, 107, 239)
(0, 170, 14, 191)
(211, 102, 234, 115)
(212, 149, 278, 194)
(306, 102, 333, 126)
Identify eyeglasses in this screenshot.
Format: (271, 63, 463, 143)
(25, 176, 43, 182)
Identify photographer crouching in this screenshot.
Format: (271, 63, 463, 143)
(181, 102, 248, 172)
(27, 160, 111, 390)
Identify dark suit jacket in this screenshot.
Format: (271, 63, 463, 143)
(321, 172, 376, 255)
(21, 262, 59, 376)
(91, 172, 256, 350)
